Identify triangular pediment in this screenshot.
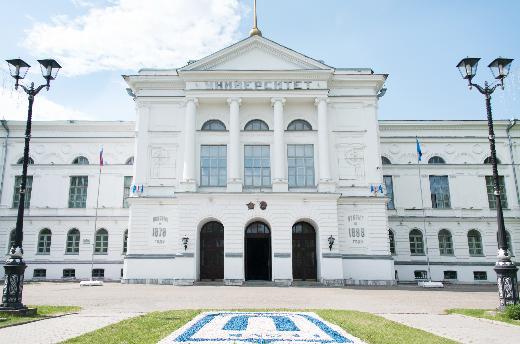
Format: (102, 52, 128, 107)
(179, 35, 332, 72)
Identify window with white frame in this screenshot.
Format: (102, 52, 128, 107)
(444, 270, 457, 280)
(37, 229, 52, 254)
(72, 156, 89, 165)
(69, 176, 88, 208)
(33, 269, 46, 278)
(244, 145, 271, 188)
(473, 271, 487, 281)
(383, 175, 395, 209)
(200, 145, 227, 187)
(414, 270, 428, 279)
(468, 229, 483, 256)
(12, 175, 33, 208)
(244, 119, 269, 131)
(123, 176, 132, 208)
(429, 175, 451, 208)
(409, 229, 424, 255)
(66, 229, 80, 254)
(95, 229, 109, 254)
(438, 229, 454, 255)
(63, 269, 75, 278)
(92, 268, 104, 279)
(123, 229, 128, 255)
(288, 144, 314, 188)
(485, 176, 508, 209)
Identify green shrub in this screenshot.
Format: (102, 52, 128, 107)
(504, 304, 520, 320)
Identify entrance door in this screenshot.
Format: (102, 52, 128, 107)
(292, 222, 317, 281)
(245, 222, 271, 280)
(200, 221, 224, 280)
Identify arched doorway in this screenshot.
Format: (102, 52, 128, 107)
(200, 221, 224, 280)
(292, 222, 317, 281)
(245, 222, 271, 281)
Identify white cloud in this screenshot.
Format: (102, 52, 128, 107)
(24, 0, 243, 76)
(0, 72, 90, 121)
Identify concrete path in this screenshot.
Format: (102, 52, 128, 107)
(0, 283, 518, 343)
(381, 313, 520, 344)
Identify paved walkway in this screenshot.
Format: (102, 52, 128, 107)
(0, 283, 518, 343)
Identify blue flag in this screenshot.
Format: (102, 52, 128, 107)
(416, 137, 422, 162)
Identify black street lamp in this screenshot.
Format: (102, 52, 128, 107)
(0, 58, 61, 314)
(457, 56, 518, 309)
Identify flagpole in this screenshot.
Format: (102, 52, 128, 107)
(416, 137, 432, 281)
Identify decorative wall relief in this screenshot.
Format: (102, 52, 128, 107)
(337, 144, 366, 180)
(149, 145, 177, 179)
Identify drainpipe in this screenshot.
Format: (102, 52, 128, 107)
(0, 120, 10, 207)
(506, 118, 519, 206)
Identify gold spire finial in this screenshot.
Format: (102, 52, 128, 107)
(249, 0, 262, 37)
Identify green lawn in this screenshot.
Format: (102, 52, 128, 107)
(447, 308, 520, 326)
(0, 305, 81, 328)
(63, 309, 456, 344)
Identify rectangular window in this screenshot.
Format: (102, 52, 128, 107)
(200, 145, 227, 187)
(444, 271, 458, 280)
(33, 269, 46, 278)
(473, 271, 487, 281)
(12, 175, 33, 208)
(69, 176, 88, 208)
(429, 175, 451, 208)
(123, 176, 132, 208)
(288, 144, 314, 187)
(414, 270, 428, 280)
(92, 268, 105, 279)
(383, 175, 395, 209)
(244, 145, 271, 188)
(63, 269, 76, 278)
(485, 176, 508, 209)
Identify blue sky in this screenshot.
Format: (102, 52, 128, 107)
(1, 0, 519, 122)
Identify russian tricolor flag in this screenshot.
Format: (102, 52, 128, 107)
(99, 146, 104, 166)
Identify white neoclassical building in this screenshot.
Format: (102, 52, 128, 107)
(0, 32, 518, 285)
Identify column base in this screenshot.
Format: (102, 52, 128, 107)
(272, 180, 288, 192)
(495, 260, 519, 309)
(227, 180, 243, 192)
(318, 180, 336, 193)
(179, 180, 197, 192)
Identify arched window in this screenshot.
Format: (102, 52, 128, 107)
(125, 157, 134, 165)
(244, 119, 269, 131)
(245, 222, 270, 235)
(7, 229, 15, 253)
(94, 229, 109, 254)
(66, 229, 80, 254)
(37, 228, 52, 254)
(201, 120, 226, 131)
(468, 229, 483, 256)
(409, 229, 424, 255)
(123, 229, 128, 254)
(17, 157, 34, 164)
(381, 156, 391, 165)
(287, 119, 312, 131)
(72, 156, 89, 165)
(389, 229, 396, 255)
(484, 156, 501, 164)
(428, 156, 445, 164)
(438, 229, 454, 255)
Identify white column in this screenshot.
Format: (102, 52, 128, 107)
(271, 97, 288, 192)
(316, 97, 334, 192)
(133, 102, 150, 188)
(227, 97, 242, 192)
(181, 97, 198, 191)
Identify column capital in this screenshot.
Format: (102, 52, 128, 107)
(227, 97, 242, 106)
(184, 97, 199, 107)
(314, 97, 329, 106)
(271, 97, 286, 106)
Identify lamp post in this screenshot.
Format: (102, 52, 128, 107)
(457, 57, 518, 309)
(0, 58, 61, 313)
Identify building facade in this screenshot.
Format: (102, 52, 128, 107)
(0, 35, 518, 285)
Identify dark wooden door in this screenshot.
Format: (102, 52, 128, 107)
(245, 222, 271, 281)
(292, 222, 317, 281)
(200, 222, 224, 280)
